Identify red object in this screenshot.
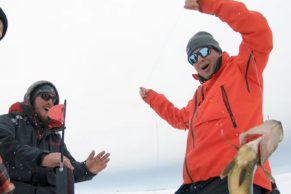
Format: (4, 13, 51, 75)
(48, 104, 65, 129)
(8, 102, 24, 113)
(0, 156, 15, 194)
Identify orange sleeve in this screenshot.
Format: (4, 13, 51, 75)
(199, 0, 273, 77)
(143, 90, 193, 130)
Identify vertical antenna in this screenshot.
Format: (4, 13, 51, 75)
(59, 99, 67, 172)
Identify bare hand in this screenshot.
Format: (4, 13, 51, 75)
(139, 87, 149, 98)
(184, 0, 200, 10)
(41, 152, 74, 170)
(85, 150, 110, 174)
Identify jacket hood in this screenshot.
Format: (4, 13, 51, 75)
(23, 80, 59, 106)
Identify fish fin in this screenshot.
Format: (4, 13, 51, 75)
(240, 133, 262, 145)
(220, 159, 235, 179)
(259, 123, 283, 164)
(239, 167, 247, 186)
(241, 120, 283, 164)
(259, 164, 276, 183)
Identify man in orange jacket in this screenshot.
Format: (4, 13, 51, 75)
(140, 0, 278, 193)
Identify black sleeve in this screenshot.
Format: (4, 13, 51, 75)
(61, 141, 96, 183)
(0, 114, 45, 168)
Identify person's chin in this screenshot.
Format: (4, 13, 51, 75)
(39, 113, 49, 123)
(201, 74, 211, 80)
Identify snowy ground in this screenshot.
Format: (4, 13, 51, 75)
(275, 172, 291, 194)
(75, 190, 175, 194)
(75, 173, 291, 194)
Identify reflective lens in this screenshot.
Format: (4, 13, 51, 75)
(39, 92, 56, 104)
(188, 47, 211, 65)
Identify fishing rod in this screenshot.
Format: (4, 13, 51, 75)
(56, 99, 74, 194)
(59, 99, 67, 172)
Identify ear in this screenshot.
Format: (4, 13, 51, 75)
(220, 159, 236, 179)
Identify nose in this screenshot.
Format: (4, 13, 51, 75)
(197, 55, 204, 63)
(47, 98, 55, 106)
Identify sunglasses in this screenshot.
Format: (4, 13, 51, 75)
(188, 47, 211, 65)
(39, 92, 57, 104)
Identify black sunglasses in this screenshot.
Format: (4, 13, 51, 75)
(188, 47, 211, 65)
(39, 92, 57, 104)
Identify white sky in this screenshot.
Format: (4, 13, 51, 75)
(1, 0, 290, 193)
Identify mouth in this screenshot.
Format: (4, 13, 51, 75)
(43, 107, 50, 112)
(201, 64, 209, 71)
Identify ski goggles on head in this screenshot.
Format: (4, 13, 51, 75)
(39, 92, 57, 104)
(188, 47, 211, 65)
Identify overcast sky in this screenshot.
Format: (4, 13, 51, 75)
(1, 0, 290, 193)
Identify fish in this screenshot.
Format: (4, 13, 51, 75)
(220, 120, 283, 194)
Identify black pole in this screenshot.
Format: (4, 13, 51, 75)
(56, 100, 74, 194)
(60, 99, 67, 171)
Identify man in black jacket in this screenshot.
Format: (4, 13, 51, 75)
(0, 80, 110, 194)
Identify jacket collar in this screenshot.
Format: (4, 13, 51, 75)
(9, 102, 33, 116)
(8, 102, 63, 130)
(8, 102, 45, 132)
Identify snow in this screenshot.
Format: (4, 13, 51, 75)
(76, 173, 291, 194)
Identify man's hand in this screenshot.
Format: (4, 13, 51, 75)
(85, 150, 110, 174)
(184, 0, 200, 10)
(139, 87, 149, 99)
(42, 152, 74, 170)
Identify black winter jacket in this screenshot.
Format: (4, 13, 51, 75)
(0, 104, 95, 194)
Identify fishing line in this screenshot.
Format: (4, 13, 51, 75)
(143, 9, 184, 86)
(141, 8, 184, 190)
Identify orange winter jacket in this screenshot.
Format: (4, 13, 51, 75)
(144, 0, 273, 191)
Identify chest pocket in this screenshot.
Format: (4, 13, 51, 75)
(192, 88, 228, 129)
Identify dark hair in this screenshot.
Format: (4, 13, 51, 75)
(0, 8, 8, 41)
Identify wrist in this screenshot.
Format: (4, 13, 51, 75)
(37, 150, 50, 166)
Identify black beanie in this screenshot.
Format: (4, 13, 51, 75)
(0, 8, 8, 41)
(186, 31, 222, 58)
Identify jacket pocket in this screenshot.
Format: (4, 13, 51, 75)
(220, 85, 237, 128)
(191, 91, 227, 128)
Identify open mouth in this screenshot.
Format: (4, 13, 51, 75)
(44, 107, 50, 112)
(201, 64, 209, 71)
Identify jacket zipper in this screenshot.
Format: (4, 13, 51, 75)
(184, 157, 193, 183)
(185, 86, 205, 182)
(185, 87, 202, 182)
(245, 52, 253, 93)
(220, 86, 237, 128)
(189, 88, 199, 149)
